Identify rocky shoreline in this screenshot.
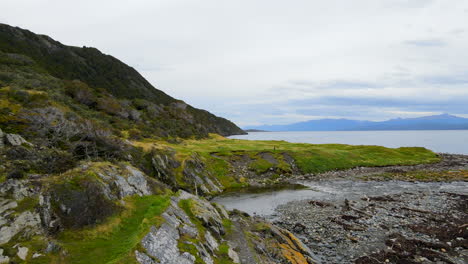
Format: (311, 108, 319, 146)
(270, 154, 468, 264)
(293, 153, 468, 181)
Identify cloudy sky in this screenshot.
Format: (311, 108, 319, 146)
(2, 0, 468, 127)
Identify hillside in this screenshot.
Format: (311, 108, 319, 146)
(0, 23, 245, 139)
(247, 114, 468, 131)
(0, 23, 443, 264)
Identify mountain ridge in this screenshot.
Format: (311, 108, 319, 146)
(0, 23, 245, 138)
(246, 114, 468, 131)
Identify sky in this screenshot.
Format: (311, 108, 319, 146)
(2, 0, 468, 127)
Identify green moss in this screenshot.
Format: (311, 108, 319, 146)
(14, 196, 38, 213)
(214, 242, 236, 264)
(248, 157, 274, 174)
(136, 137, 439, 188)
(177, 237, 204, 264)
(58, 195, 170, 264)
(222, 218, 233, 236)
(178, 198, 206, 240)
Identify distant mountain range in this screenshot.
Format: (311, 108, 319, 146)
(246, 114, 468, 131)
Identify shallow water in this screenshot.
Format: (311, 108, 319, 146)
(229, 130, 468, 154)
(212, 180, 468, 216)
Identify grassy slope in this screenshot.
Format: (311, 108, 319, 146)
(45, 195, 171, 264)
(133, 134, 440, 189)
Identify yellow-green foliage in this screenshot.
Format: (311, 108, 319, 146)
(248, 156, 274, 174)
(214, 242, 237, 264)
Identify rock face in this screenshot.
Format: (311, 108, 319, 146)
(0, 180, 42, 246)
(136, 192, 221, 264)
(136, 191, 317, 264)
(39, 163, 163, 232)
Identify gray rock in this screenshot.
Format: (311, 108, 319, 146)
(180, 224, 198, 238)
(0, 249, 9, 263)
(0, 179, 35, 200)
(0, 199, 17, 215)
(126, 166, 151, 196)
(139, 224, 194, 264)
(135, 251, 156, 264)
(204, 177, 222, 193)
(0, 211, 42, 245)
(5, 133, 32, 146)
(17, 246, 28, 260)
(97, 166, 152, 199)
(204, 231, 219, 253)
(228, 247, 241, 264)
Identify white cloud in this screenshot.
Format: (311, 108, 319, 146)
(2, 0, 468, 126)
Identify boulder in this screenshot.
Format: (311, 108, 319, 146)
(5, 133, 31, 146)
(17, 246, 28, 260)
(228, 247, 241, 263)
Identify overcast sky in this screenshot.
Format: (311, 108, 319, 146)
(2, 0, 468, 127)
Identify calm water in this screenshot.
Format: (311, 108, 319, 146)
(230, 130, 468, 154)
(212, 180, 468, 216)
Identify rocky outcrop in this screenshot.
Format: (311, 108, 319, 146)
(39, 163, 164, 232)
(0, 160, 315, 264)
(182, 156, 223, 195)
(136, 191, 225, 264)
(136, 191, 317, 264)
(0, 181, 42, 246)
(0, 128, 33, 148)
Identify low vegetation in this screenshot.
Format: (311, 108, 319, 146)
(131, 134, 440, 192)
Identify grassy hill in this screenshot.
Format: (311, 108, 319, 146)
(0, 23, 245, 139)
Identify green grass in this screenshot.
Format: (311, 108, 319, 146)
(135, 135, 440, 180)
(58, 195, 170, 264)
(249, 157, 274, 174)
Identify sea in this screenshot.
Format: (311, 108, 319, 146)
(229, 130, 468, 155)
